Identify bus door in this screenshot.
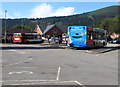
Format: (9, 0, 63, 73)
(13, 33, 22, 43)
(87, 29, 94, 47)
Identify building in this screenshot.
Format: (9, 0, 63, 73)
(43, 24, 63, 38)
(34, 25, 43, 35)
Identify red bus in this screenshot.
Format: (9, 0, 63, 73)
(13, 33, 44, 43)
(13, 33, 22, 43)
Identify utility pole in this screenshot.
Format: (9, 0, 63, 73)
(118, 1, 120, 5)
(4, 10, 7, 43)
(21, 18, 23, 32)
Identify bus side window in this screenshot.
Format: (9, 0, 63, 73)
(95, 32, 98, 39)
(98, 33, 102, 39)
(102, 33, 105, 40)
(93, 32, 96, 39)
(91, 33, 93, 39)
(87, 32, 90, 40)
(87, 35, 90, 40)
(88, 31, 93, 40)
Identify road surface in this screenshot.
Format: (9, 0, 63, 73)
(1, 43, 119, 86)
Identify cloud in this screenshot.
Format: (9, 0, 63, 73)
(29, 3, 53, 18)
(29, 3, 76, 18)
(0, 3, 76, 19)
(52, 7, 75, 16)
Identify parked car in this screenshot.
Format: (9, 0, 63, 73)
(109, 38, 120, 44)
(49, 37, 59, 44)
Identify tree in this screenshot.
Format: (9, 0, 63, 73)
(95, 16, 120, 33)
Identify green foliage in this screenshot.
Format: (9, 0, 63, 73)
(2, 5, 120, 33)
(88, 5, 119, 17)
(95, 15, 119, 33)
(55, 22, 62, 26)
(12, 25, 22, 29)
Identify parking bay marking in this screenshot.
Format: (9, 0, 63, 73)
(2, 80, 85, 86)
(6, 49, 50, 52)
(9, 71, 33, 75)
(3, 66, 86, 86)
(56, 66, 61, 81)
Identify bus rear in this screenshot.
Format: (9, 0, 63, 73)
(13, 33, 22, 43)
(67, 26, 87, 47)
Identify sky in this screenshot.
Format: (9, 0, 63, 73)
(1, 1, 118, 19)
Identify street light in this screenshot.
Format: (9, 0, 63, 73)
(4, 10, 7, 43)
(21, 18, 24, 32)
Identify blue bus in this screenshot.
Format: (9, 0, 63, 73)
(67, 26, 107, 48)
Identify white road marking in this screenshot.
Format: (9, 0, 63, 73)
(7, 49, 28, 54)
(2, 80, 85, 86)
(86, 50, 92, 53)
(3, 80, 56, 82)
(56, 66, 61, 81)
(8, 50, 16, 51)
(95, 54, 102, 56)
(6, 49, 50, 52)
(0, 80, 4, 83)
(4, 58, 32, 67)
(10, 81, 75, 85)
(16, 51, 27, 54)
(23, 49, 49, 51)
(74, 81, 86, 86)
(4, 49, 58, 52)
(9, 71, 33, 75)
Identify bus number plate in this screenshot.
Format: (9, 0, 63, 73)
(75, 45, 80, 47)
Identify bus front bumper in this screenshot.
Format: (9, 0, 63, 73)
(68, 43, 87, 47)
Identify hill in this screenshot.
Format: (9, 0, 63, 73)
(88, 5, 119, 17)
(1, 5, 120, 33)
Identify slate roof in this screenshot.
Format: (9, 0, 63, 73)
(43, 24, 56, 34)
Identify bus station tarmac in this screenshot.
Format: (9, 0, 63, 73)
(1, 43, 119, 86)
(2, 43, 120, 54)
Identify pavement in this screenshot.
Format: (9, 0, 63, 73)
(106, 43, 119, 47)
(89, 43, 120, 54)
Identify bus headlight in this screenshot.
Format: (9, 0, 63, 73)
(81, 33, 84, 35)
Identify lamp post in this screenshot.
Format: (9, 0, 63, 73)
(21, 18, 23, 32)
(4, 10, 7, 43)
